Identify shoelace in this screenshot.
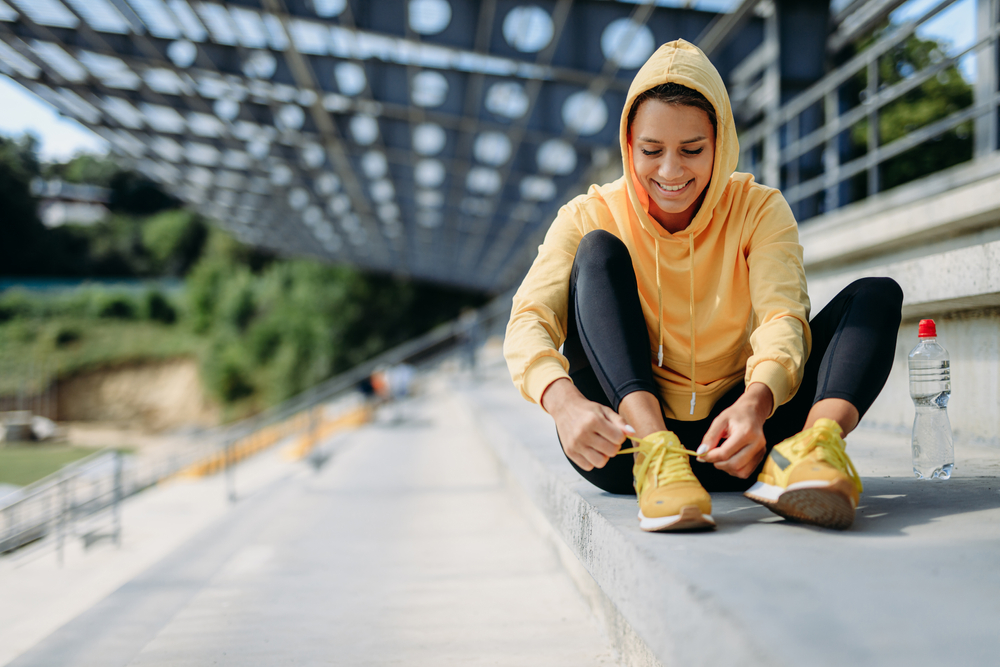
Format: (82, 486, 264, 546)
(616, 432, 698, 495)
(784, 420, 863, 493)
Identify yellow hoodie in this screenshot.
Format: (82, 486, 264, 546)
(503, 39, 811, 421)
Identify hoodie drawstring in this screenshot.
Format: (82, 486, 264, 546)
(688, 232, 696, 415)
(653, 233, 697, 416)
(655, 237, 663, 368)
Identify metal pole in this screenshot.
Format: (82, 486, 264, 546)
(973, 0, 999, 158)
(225, 438, 237, 504)
(57, 474, 67, 567)
(866, 59, 881, 197)
(113, 450, 122, 547)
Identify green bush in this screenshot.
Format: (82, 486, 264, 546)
(144, 290, 177, 324)
(95, 292, 138, 319)
(141, 209, 208, 275)
(0, 290, 33, 322)
(53, 324, 82, 347)
(202, 337, 255, 402)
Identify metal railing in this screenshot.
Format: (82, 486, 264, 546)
(0, 294, 513, 559)
(737, 0, 1000, 220)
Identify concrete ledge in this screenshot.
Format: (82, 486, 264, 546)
(462, 371, 1000, 667)
(808, 239, 1000, 316)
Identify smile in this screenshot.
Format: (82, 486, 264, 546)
(654, 179, 692, 195)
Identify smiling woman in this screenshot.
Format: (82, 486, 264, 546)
(504, 39, 904, 534)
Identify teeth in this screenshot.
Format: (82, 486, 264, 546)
(660, 181, 688, 192)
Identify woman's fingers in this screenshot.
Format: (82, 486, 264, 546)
(712, 435, 765, 477)
(698, 415, 729, 457)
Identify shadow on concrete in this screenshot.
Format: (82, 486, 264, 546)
(710, 477, 1000, 536)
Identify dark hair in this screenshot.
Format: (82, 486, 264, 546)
(626, 83, 718, 136)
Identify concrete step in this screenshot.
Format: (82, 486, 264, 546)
(460, 367, 1000, 667)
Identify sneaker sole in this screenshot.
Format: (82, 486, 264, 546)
(744, 479, 857, 530)
(638, 505, 715, 532)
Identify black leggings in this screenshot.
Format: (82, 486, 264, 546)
(562, 230, 903, 494)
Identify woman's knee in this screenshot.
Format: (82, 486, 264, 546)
(846, 277, 903, 308)
(575, 230, 631, 275)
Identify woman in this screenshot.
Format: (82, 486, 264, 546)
(503, 40, 902, 532)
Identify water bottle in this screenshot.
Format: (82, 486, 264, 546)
(907, 319, 954, 479)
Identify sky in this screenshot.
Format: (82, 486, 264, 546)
(0, 75, 108, 161)
(0, 0, 977, 164)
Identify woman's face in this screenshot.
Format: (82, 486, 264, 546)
(629, 100, 716, 232)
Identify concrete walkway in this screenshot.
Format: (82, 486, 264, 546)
(463, 353, 1000, 667)
(1, 377, 615, 666)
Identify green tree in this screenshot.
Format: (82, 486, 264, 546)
(850, 32, 974, 193)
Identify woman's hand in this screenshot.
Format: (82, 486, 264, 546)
(541, 378, 634, 471)
(696, 383, 773, 479)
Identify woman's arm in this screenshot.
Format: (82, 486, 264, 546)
(694, 189, 809, 477)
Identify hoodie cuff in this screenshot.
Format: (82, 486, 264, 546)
(524, 356, 572, 407)
(748, 360, 791, 418)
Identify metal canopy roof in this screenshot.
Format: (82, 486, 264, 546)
(0, 0, 763, 291)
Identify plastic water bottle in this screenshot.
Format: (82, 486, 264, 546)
(908, 319, 954, 479)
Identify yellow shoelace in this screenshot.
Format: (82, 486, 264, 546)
(783, 419, 863, 493)
(616, 432, 698, 495)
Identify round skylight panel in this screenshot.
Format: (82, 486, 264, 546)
(335, 62, 367, 96)
(243, 50, 277, 79)
(600, 19, 655, 69)
(270, 163, 293, 186)
(167, 40, 197, 68)
(536, 139, 576, 175)
(341, 213, 361, 233)
(503, 6, 554, 53)
(466, 167, 502, 195)
(416, 210, 443, 228)
(328, 194, 350, 216)
(562, 91, 608, 136)
(413, 123, 447, 156)
(350, 115, 379, 145)
(213, 99, 239, 122)
(409, 0, 451, 35)
(485, 82, 529, 119)
(461, 197, 491, 216)
(297, 89, 318, 107)
(370, 179, 395, 202)
(520, 175, 557, 201)
(415, 190, 444, 208)
(248, 139, 270, 160)
(314, 0, 346, 18)
(303, 205, 323, 226)
(322, 235, 342, 253)
(277, 104, 305, 131)
(473, 132, 512, 166)
(301, 142, 325, 168)
(378, 203, 400, 221)
(315, 173, 341, 196)
(411, 71, 449, 108)
(361, 151, 388, 179)
(415, 159, 446, 188)
(288, 187, 310, 210)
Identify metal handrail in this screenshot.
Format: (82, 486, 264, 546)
(0, 294, 513, 558)
(738, 0, 999, 215)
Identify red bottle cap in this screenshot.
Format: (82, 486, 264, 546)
(918, 319, 936, 338)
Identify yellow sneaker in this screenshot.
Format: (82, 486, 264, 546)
(617, 431, 714, 532)
(744, 418, 863, 530)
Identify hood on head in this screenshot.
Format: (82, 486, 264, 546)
(619, 39, 739, 238)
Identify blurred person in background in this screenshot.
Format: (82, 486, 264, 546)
(504, 40, 903, 533)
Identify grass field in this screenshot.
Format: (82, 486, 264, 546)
(0, 443, 105, 486)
